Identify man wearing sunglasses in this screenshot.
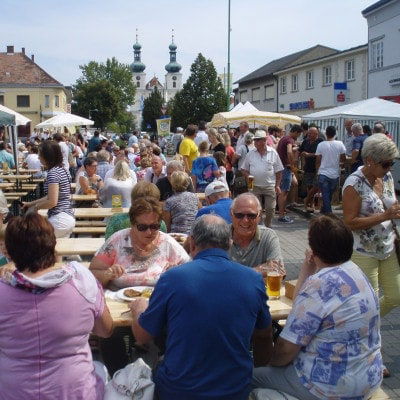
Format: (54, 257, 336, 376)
(130, 214, 273, 400)
(229, 193, 285, 276)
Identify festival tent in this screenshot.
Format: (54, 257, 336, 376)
(36, 113, 94, 129)
(230, 101, 259, 113)
(209, 109, 301, 128)
(0, 104, 30, 126)
(303, 97, 400, 145)
(0, 105, 31, 173)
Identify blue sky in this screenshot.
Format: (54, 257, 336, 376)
(2, 0, 373, 86)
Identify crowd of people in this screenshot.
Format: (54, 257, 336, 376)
(0, 118, 398, 399)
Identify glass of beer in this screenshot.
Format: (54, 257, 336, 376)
(247, 175, 254, 191)
(267, 271, 282, 300)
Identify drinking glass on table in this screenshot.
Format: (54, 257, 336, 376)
(257, 261, 285, 300)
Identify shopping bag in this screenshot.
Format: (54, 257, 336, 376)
(104, 358, 155, 400)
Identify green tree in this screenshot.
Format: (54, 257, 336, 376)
(171, 53, 226, 128)
(141, 87, 164, 131)
(72, 57, 136, 130)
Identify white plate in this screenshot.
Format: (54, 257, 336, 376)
(116, 286, 153, 301)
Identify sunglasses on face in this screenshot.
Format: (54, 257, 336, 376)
(233, 212, 259, 220)
(380, 160, 395, 169)
(135, 223, 161, 232)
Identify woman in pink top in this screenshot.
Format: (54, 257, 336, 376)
(0, 213, 113, 400)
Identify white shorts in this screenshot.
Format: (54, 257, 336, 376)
(48, 212, 75, 238)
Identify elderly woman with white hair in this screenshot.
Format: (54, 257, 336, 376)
(343, 134, 400, 320)
(350, 122, 367, 172)
(100, 160, 137, 208)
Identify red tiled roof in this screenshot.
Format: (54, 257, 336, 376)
(0, 51, 62, 86)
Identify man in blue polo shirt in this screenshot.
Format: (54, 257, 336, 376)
(196, 181, 233, 223)
(130, 214, 273, 400)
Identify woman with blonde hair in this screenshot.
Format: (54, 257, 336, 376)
(208, 128, 226, 153)
(163, 171, 201, 234)
(100, 160, 136, 208)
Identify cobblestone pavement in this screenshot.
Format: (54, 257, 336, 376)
(272, 210, 400, 399)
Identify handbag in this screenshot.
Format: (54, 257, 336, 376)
(104, 358, 155, 400)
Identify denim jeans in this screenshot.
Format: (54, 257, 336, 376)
(318, 174, 338, 214)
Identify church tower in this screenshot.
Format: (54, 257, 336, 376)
(130, 30, 146, 92)
(164, 30, 182, 102)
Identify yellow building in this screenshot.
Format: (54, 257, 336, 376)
(0, 45, 68, 136)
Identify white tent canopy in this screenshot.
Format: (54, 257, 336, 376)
(36, 112, 94, 129)
(303, 97, 400, 121)
(0, 104, 31, 126)
(230, 101, 259, 113)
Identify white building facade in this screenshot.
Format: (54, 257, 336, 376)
(362, 0, 400, 103)
(276, 45, 368, 116)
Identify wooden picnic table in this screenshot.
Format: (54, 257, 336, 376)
(107, 287, 293, 327)
(0, 182, 14, 189)
(0, 169, 40, 174)
(55, 237, 104, 256)
(39, 207, 129, 219)
(0, 175, 31, 180)
(72, 194, 98, 202)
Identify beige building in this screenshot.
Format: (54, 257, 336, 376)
(0, 45, 68, 136)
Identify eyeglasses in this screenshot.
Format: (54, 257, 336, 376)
(233, 212, 259, 220)
(380, 160, 395, 169)
(135, 223, 161, 232)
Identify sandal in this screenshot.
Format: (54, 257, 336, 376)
(383, 366, 391, 378)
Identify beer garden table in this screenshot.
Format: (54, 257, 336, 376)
(39, 207, 129, 219)
(55, 237, 104, 256)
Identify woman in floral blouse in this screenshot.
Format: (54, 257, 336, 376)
(90, 196, 189, 374)
(343, 134, 400, 318)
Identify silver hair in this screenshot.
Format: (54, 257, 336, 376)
(190, 214, 231, 251)
(244, 133, 254, 144)
(97, 149, 110, 162)
(351, 123, 363, 133)
(373, 123, 385, 133)
(231, 192, 262, 212)
(166, 160, 184, 172)
(361, 134, 399, 162)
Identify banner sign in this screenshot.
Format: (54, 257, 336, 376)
(334, 82, 348, 105)
(156, 118, 171, 136)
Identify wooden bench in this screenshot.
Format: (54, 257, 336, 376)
(20, 184, 38, 190)
(75, 220, 107, 227)
(72, 226, 106, 236)
(3, 192, 28, 196)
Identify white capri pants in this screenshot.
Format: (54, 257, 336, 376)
(48, 212, 75, 238)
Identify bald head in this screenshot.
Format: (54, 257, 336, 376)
(190, 214, 231, 251)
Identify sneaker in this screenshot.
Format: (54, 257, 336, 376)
(278, 216, 294, 224)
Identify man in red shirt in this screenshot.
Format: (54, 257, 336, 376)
(276, 125, 303, 223)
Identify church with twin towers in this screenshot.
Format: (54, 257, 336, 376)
(129, 30, 183, 127)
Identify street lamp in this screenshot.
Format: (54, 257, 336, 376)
(88, 109, 98, 119)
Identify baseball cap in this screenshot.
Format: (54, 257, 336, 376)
(204, 181, 229, 197)
(176, 127, 184, 132)
(253, 130, 267, 140)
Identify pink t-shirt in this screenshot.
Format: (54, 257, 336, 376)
(0, 263, 105, 400)
(94, 229, 190, 287)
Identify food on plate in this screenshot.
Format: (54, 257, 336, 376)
(141, 288, 153, 298)
(170, 233, 187, 244)
(123, 288, 142, 298)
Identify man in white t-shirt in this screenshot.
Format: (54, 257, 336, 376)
(53, 133, 70, 174)
(315, 126, 346, 214)
(236, 121, 250, 149)
(194, 121, 209, 147)
(242, 130, 283, 227)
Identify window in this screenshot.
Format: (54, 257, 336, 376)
(345, 60, 355, 81)
(0, 95, 3, 106)
(306, 71, 314, 89)
(17, 95, 30, 107)
(136, 81, 140, 87)
(323, 66, 332, 86)
(54, 95, 59, 107)
(240, 90, 247, 102)
(280, 77, 286, 94)
(252, 87, 260, 102)
(291, 74, 298, 91)
(264, 84, 274, 100)
(371, 40, 384, 69)
(44, 95, 50, 108)
(173, 81, 176, 88)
